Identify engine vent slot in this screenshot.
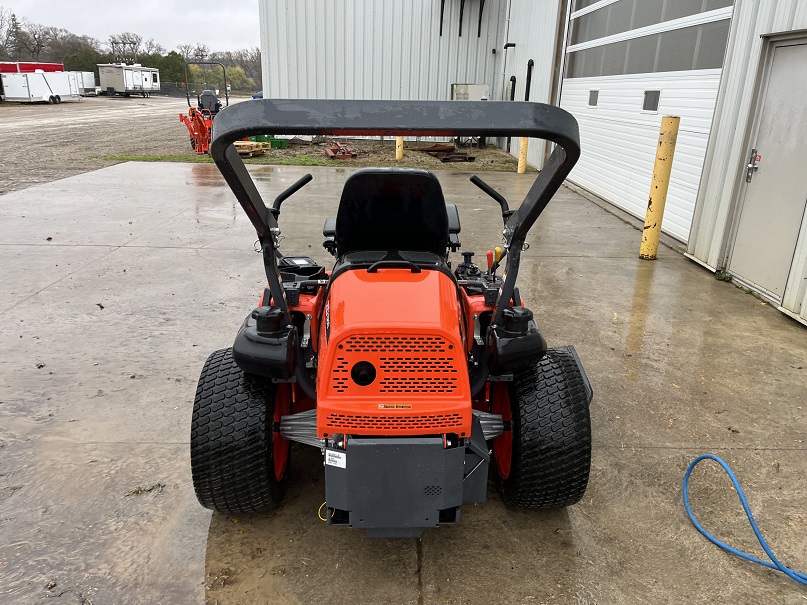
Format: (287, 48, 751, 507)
(326, 412, 464, 431)
(379, 377, 458, 393)
(332, 357, 350, 393)
(380, 357, 457, 373)
(343, 335, 450, 353)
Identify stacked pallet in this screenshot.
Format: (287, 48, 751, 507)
(234, 141, 272, 157)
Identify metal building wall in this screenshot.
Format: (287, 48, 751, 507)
(687, 0, 807, 266)
(497, 0, 564, 168)
(259, 0, 505, 100)
(686, 0, 807, 324)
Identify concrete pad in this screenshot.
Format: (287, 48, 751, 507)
(1, 162, 805, 605)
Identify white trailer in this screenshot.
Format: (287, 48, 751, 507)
(98, 63, 160, 97)
(0, 71, 81, 103)
(72, 71, 98, 95)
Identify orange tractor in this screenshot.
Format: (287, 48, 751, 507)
(179, 61, 229, 155)
(190, 100, 593, 537)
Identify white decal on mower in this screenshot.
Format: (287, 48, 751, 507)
(325, 449, 346, 469)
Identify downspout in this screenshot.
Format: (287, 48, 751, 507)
(500, 0, 513, 99)
(506, 75, 517, 152)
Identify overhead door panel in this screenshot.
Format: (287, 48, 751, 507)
(560, 0, 733, 242)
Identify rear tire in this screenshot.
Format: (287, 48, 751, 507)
(493, 347, 592, 509)
(190, 348, 290, 513)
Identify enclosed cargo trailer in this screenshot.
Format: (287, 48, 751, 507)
(0, 71, 81, 103)
(73, 71, 98, 95)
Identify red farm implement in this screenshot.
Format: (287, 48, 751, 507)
(179, 61, 229, 155)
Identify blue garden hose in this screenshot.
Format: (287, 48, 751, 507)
(683, 454, 807, 586)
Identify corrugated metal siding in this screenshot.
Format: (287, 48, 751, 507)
(686, 0, 807, 324)
(496, 0, 563, 167)
(560, 70, 721, 241)
(259, 0, 504, 100)
(687, 0, 807, 267)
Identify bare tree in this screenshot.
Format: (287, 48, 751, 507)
(176, 43, 193, 60)
(18, 18, 50, 60)
(143, 37, 164, 55)
(44, 28, 99, 60)
(233, 47, 261, 88)
(192, 43, 209, 60)
(209, 47, 262, 89)
(0, 6, 11, 59)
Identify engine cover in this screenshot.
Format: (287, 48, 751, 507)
(317, 268, 472, 438)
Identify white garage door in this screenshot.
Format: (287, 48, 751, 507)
(559, 0, 733, 242)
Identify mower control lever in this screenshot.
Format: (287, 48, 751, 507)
(470, 175, 513, 223)
(270, 174, 314, 217)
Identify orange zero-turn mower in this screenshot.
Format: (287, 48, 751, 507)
(178, 61, 229, 155)
(190, 100, 593, 537)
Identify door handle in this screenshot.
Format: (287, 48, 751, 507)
(746, 148, 761, 183)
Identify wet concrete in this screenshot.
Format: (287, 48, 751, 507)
(0, 163, 805, 604)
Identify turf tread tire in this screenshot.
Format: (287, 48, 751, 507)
(499, 347, 592, 509)
(191, 348, 285, 513)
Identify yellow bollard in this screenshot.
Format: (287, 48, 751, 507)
(517, 137, 528, 174)
(640, 116, 680, 260)
(395, 136, 404, 160)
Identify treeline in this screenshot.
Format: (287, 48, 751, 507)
(0, 7, 261, 91)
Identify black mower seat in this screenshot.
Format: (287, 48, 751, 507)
(335, 168, 449, 258)
(198, 90, 221, 114)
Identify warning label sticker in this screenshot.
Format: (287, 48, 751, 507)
(325, 450, 346, 469)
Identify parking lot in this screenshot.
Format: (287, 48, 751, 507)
(0, 96, 191, 196)
(0, 100, 805, 605)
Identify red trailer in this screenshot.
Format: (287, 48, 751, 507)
(0, 61, 65, 74)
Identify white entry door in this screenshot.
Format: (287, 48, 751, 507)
(729, 42, 807, 301)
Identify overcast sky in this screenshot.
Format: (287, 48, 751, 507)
(3, 0, 261, 52)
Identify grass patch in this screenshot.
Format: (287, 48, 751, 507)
(714, 270, 733, 282)
(249, 155, 333, 166)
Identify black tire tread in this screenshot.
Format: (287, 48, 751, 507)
(501, 347, 592, 509)
(190, 348, 284, 513)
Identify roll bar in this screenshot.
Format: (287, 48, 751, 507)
(209, 99, 580, 328)
(183, 61, 229, 109)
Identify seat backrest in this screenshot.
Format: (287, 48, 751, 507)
(335, 168, 449, 257)
(198, 90, 219, 114)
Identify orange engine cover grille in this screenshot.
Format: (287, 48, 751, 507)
(316, 269, 472, 437)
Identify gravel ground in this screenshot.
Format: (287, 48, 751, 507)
(0, 95, 523, 196)
(0, 95, 190, 195)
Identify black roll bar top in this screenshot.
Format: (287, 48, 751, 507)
(209, 99, 580, 327)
